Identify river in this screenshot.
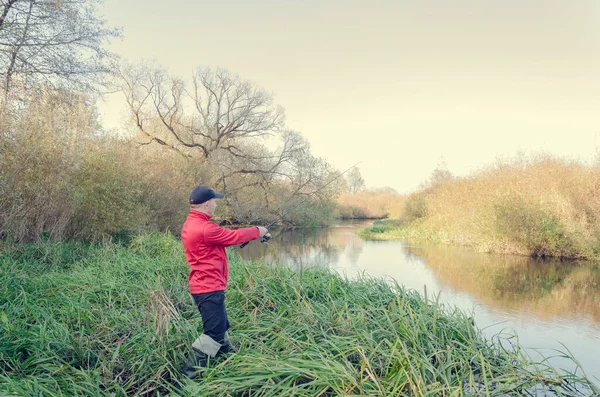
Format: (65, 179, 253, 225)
(235, 220, 600, 386)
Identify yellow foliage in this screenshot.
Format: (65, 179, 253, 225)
(0, 90, 195, 241)
(398, 154, 600, 259)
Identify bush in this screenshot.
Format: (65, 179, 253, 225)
(0, 90, 193, 241)
(494, 197, 585, 258)
(402, 191, 429, 222)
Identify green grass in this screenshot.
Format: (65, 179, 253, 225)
(358, 219, 448, 244)
(358, 219, 404, 235)
(368, 219, 401, 233)
(1, 233, 598, 396)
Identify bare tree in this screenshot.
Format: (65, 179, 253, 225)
(117, 64, 310, 186)
(346, 167, 365, 193)
(117, 63, 344, 222)
(118, 64, 285, 159)
(0, 0, 120, 103)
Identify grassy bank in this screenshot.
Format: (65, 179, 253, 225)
(363, 156, 600, 260)
(1, 233, 598, 396)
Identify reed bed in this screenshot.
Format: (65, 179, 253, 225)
(362, 156, 600, 260)
(1, 233, 598, 396)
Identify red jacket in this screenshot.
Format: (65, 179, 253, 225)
(181, 210, 260, 294)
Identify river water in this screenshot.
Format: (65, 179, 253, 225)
(235, 220, 600, 386)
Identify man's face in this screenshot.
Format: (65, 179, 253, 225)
(205, 198, 217, 216)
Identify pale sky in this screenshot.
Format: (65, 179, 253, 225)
(97, 0, 600, 194)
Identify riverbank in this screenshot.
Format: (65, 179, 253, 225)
(1, 233, 598, 396)
(368, 156, 600, 261)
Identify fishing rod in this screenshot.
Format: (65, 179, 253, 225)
(240, 161, 361, 248)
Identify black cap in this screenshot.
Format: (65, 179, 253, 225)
(189, 186, 224, 204)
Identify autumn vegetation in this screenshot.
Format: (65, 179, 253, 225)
(3, 2, 599, 396)
(0, 7, 367, 243)
(363, 155, 600, 260)
(337, 189, 405, 220)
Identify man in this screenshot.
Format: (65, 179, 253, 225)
(180, 185, 268, 378)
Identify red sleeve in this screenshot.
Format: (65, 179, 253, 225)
(204, 223, 261, 247)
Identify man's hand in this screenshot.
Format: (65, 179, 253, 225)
(257, 226, 268, 237)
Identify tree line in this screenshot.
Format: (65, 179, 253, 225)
(0, 0, 373, 242)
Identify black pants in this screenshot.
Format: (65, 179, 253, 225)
(192, 290, 229, 344)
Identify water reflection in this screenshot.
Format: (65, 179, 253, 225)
(405, 245, 600, 322)
(235, 221, 600, 384)
(239, 223, 357, 270)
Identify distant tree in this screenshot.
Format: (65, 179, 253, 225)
(428, 161, 453, 187)
(346, 167, 365, 193)
(0, 0, 120, 103)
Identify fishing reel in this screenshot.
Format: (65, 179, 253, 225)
(261, 232, 272, 243)
(240, 232, 272, 248)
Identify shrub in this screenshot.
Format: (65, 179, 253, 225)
(402, 191, 429, 222)
(0, 90, 192, 241)
(494, 197, 585, 258)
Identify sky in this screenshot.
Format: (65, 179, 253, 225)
(97, 0, 600, 194)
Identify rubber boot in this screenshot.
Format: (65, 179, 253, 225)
(218, 340, 233, 355)
(182, 347, 208, 379)
(217, 331, 235, 355)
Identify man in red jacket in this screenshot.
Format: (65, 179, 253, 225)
(181, 185, 268, 378)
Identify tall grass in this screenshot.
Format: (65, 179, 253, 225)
(365, 155, 600, 260)
(1, 233, 598, 396)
